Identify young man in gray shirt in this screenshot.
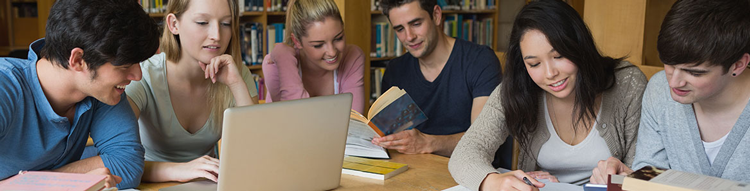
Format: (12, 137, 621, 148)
(590, 0, 750, 184)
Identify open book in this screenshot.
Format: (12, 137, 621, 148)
(346, 116, 390, 159)
(622, 166, 750, 191)
(345, 86, 427, 159)
(0, 171, 107, 191)
(352, 86, 428, 136)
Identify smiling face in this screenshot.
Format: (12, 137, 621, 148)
(387, 1, 440, 59)
(80, 62, 142, 105)
(664, 63, 732, 104)
(296, 16, 346, 71)
(169, 0, 232, 64)
(520, 29, 579, 100)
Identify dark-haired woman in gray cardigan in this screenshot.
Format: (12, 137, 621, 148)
(447, 0, 647, 190)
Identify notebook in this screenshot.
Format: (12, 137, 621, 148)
(160, 93, 353, 191)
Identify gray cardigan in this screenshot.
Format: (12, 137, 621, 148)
(449, 62, 647, 191)
(632, 71, 750, 183)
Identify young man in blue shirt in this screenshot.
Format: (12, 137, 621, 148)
(590, 0, 750, 184)
(0, 0, 160, 189)
(373, 0, 508, 160)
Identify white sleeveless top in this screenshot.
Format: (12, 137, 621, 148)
(125, 53, 258, 162)
(537, 94, 611, 185)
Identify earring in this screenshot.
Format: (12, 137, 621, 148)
(733, 73, 737, 76)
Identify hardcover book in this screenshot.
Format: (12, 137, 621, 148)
(622, 166, 750, 191)
(351, 86, 427, 137)
(341, 156, 408, 180)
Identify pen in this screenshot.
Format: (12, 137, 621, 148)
(523, 177, 537, 188)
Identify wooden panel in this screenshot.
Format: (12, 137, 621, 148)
(497, 0, 525, 52)
(567, 0, 585, 17)
(335, 0, 371, 115)
(637, 64, 663, 80)
(583, 0, 647, 65)
(0, 0, 9, 48)
(12, 17, 38, 46)
(642, 0, 676, 67)
(36, 0, 52, 37)
(495, 51, 505, 73)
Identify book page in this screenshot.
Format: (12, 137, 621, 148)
(345, 119, 389, 159)
(650, 170, 749, 191)
(369, 86, 406, 118)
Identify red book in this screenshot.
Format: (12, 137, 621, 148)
(0, 171, 107, 191)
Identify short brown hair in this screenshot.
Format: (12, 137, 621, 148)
(658, 0, 750, 73)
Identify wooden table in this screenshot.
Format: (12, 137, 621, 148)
(136, 151, 458, 191)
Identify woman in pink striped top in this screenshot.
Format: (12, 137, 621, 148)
(262, 0, 365, 113)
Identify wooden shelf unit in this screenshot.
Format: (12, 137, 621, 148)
(1, 0, 53, 56)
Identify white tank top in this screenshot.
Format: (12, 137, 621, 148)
(299, 69, 339, 94)
(537, 94, 611, 185)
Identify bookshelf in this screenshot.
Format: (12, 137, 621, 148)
(143, 1, 294, 100)
(141, 0, 373, 102)
(0, 0, 53, 56)
(144, 11, 271, 76)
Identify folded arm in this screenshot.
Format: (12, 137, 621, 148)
(89, 94, 145, 189)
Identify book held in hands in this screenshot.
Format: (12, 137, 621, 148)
(351, 86, 427, 137)
(346, 86, 427, 159)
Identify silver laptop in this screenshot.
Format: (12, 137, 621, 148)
(160, 93, 353, 191)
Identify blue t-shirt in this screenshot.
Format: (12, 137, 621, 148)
(381, 39, 501, 135)
(0, 39, 145, 189)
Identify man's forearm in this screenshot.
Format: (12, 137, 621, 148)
(52, 156, 105, 173)
(430, 132, 465, 157)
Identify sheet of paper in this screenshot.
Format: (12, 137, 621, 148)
(443, 183, 583, 191)
(443, 168, 583, 191)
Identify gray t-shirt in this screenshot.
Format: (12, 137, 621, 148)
(126, 53, 258, 162)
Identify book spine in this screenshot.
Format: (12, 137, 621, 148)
(250, 24, 258, 65)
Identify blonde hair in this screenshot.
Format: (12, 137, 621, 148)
(161, 0, 242, 130)
(285, 0, 344, 46)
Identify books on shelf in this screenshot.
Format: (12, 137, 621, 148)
(621, 166, 750, 191)
(341, 156, 408, 180)
(241, 22, 263, 66)
(371, 22, 402, 58)
(139, 0, 168, 14)
(265, 0, 288, 12)
(267, 23, 286, 55)
(352, 86, 427, 136)
(444, 14, 493, 47)
(370, 67, 386, 101)
(0, 171, 107, 191)
(243, 0, 265, 12)
(373, 0, 495, 11)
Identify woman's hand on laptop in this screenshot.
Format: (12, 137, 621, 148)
(171, 155, 220, 182)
